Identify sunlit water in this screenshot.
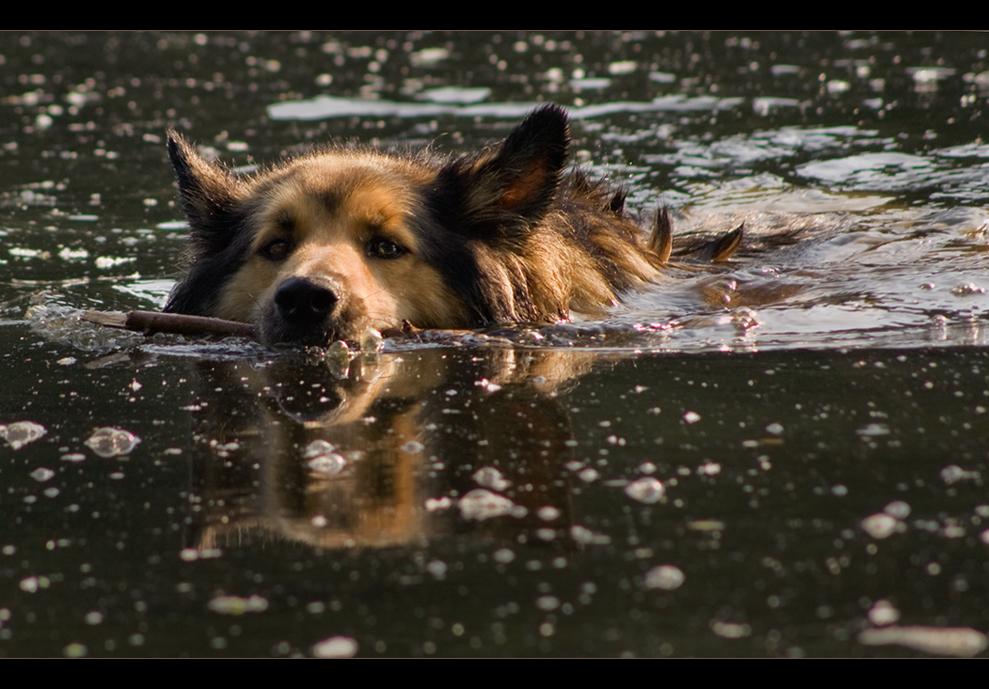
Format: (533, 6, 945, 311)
(2, 32, 989, 658)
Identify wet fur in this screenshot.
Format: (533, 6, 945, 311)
(165, 104, 732, 347)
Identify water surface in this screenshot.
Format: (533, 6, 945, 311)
(2, 31, 989, 657)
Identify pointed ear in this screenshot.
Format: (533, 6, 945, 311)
(435, 104, 570, 238)
(167, 130, 243, 252)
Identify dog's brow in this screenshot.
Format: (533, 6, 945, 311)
(276, 211, 294, 231)
(318, 190, 342, 214)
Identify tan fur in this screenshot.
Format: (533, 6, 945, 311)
(213, 161, 468, 335)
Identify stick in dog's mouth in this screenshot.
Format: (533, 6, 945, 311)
(81, 309, 257, 338)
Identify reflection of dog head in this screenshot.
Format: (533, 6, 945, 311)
(188, 347, 586, 551)
(165, 105, 674, 347)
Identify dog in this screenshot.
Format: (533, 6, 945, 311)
(164, 104, 740, 347)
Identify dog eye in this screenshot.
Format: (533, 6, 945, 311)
(261, 238, 293, 261)
(366, 237, 407, 260)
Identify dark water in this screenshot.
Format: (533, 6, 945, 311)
(2, 31, 989, 657)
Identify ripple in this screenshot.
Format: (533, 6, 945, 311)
(797, 152, 940, 191)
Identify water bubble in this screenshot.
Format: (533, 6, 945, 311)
(409, 47, 449, 66)
(95, 256, 136, 269)
(1, 421, 47, 450)
(710, 620, 752, 639)
(645, 565, 685, 590)
(578, 467, 599, 482)
(475, 378, 502, 393)
(458, 489, 526, 520)
(473, 467, 511, 491)
(62, 643, 87, 658)
(303, 441, 347, 476)
(312, 636, 358, 658)
(856, 423, 890, 437)
(858, 626, 987, 657)
(493, 548, 515, 564)
(424, 496, 452, 512)
(536, 595, 560, 611)
(861, 513, 899, 539)
(400, 440, 424, 455)
(868, 599, 900, 626)
(58, 247, 89, 261)
(884, 501, 911, 519)
(84, 428, 140, 457)
(944, 524, 966, 539)
(827, 79, 850, 94)
(302, 439, 334, 456)
(950, 282, 986, 296)
(608, 60, 637, 76)
(207, 594, 268, 615)
(625, 477, 665, 504)
(30, 467, 55, 482)
(570, 525, 610, 545)
(941, 465, 980, 484)
(732, 307, 762, 331)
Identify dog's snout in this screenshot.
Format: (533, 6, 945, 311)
(274, 277, 338, 323)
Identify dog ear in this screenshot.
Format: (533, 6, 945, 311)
(435, 104, 570, 238)
(167, 130, 243, 252)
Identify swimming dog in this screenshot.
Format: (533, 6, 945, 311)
(164, 104, 740, 347)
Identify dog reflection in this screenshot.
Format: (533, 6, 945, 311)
(186, 346, 598, 551)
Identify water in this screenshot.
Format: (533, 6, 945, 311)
(2, 31, 989, 657)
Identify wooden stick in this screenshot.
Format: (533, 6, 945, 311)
(81, 310, 257, 338)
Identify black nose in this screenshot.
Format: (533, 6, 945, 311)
(274, 277, 338, 324)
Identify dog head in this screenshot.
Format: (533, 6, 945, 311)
(164, 105, 573, 347)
